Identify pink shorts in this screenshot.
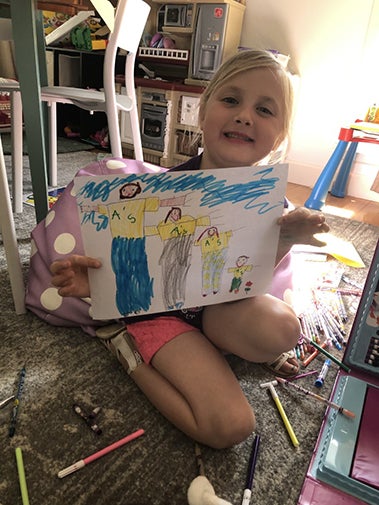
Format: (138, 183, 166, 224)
(126, 316, 199, 364)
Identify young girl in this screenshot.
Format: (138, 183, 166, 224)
(26, 50, 329, 449)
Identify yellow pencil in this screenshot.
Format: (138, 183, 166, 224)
(262, 382, 299, 448)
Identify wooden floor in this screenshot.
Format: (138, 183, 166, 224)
(287, 183, 379, 226)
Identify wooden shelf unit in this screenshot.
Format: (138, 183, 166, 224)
(121, 81, 204, 167)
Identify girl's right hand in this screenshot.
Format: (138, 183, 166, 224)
(50, 255, 101, 298)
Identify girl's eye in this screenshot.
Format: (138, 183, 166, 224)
(257, 106, 274, 116)
(221, 96, 238, 105)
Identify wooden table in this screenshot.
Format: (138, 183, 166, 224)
(0, 0, 92, 222)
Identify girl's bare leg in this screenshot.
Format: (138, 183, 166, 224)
(125, 330, 255, 449)
(202, 294, 300, 364)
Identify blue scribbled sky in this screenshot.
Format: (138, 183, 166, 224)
(77, 167, 285, 214)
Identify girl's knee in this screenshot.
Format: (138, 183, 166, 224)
(200, 404, 256, 449)
(276, 305, 301, 350)
(255, 295, 300, 350)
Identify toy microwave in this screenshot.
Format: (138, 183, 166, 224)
(163, 3, 193, 27)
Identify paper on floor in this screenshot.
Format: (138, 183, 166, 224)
(292, 233, 365, 268)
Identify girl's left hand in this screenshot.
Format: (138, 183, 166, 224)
(277, 206, 330, 249)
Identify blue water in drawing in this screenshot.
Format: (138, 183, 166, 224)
(77, 167, 284, 214)
(111, 236, 154, 315)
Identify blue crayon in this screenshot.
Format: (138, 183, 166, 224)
(314, 359, 331, 388)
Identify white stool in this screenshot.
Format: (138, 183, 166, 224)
(0, 134, 25, 313)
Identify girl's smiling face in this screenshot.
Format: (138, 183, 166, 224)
(199, 67, 285, 170)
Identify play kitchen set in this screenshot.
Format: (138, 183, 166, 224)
(139, 1, 246, 84)
(122, 1, 247, 167)
(298, 239, 379, 505)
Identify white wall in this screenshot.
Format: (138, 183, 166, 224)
(240, 0, 379, 202)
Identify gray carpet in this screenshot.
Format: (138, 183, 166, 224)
(1, 152, 378, 505)
(0, 132, 96, 155)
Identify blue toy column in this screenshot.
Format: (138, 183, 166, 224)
(331, 142, 358, 197)
(305, 140, 349, 210)
(305, 127, 354, 211)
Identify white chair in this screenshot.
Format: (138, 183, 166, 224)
(41, 0, 150, 186)
(0, 133, 25, 314)
(0, 78, 23, 213)
(0, 0, 150, 200)
(0, 18, 23, 214)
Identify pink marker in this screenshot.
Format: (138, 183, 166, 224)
(288, 370, 318, 381)
(58, 428, 145, 478)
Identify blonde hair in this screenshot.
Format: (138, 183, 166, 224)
(199, 49, 294, 151)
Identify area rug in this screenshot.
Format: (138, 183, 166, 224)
(1, 152, 379, 505)
(1, 132, 96, 155)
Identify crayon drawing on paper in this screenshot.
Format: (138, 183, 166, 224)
(74, 165, 288, 319)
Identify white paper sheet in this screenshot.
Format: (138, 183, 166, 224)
(75, 164, 288, 319)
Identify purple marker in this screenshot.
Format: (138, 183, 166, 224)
(242, 433, 260, 505)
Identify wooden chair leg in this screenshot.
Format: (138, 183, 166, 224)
(10, 2, 49, 222)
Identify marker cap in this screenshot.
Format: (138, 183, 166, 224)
(314, 359, 331, 388)
(58, 460, 85, 478)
